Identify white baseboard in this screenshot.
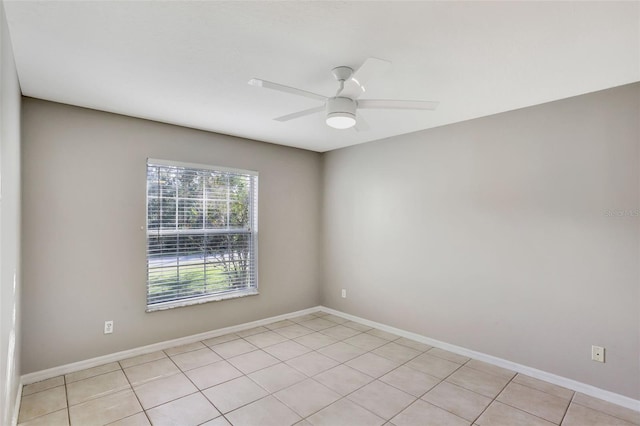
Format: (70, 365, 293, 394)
(318, 306, 640, 413)
(21, 306, 321, 385)
(21, 304, 639, 414)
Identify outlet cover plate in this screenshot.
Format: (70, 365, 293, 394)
(592, 345, 605, 362)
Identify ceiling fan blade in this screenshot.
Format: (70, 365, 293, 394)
(352, 58, 392, 89)
(354, 115, 370, 132)
(249, 78, 327, 102)
(274, 106, 325, 122)
(338, 58, 391, 99)
(358, 99, 439, 110)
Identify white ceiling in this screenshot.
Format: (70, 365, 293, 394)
(4, 1, 639, 152)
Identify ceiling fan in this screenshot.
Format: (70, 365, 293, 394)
(248, 58, 439, 130)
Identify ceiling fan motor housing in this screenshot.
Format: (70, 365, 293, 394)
(326, 97, 356, 129)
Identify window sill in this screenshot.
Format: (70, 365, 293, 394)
(146, 289, 259, 312)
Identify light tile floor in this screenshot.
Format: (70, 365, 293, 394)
(17, 311, 640, 426)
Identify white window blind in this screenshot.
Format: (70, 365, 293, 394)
(146, 159, 258, 311)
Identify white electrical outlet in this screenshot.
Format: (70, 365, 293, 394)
(341, 289, 347, 298)
(592, 345, 605, 363)
(104, 320, 114, 334)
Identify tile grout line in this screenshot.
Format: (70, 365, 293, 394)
(449, 358, 577, 425)
(198, 336, 299, 424)
(118, 357, 153, 426)
(300, 331, 398, 400)
(15, 384, 67, 425)
(64, 374, 70, 426)
(192, 340, 283, 425)
(66, 362, 140, 425)
(409, 355, 473, 423)
(125, 348, 229, 422)
(318, 350, 404, 422)
(569, 398, 640, 425)
(508, 374, 577, 407)
(241, 319, 391, 423)
(470, 371, 517, 424)
(214, 317, 335, 421)
(160, 345, 228, 424)
(62, 372, 71, 425)
(296, 328, 435, 423)
(270, 376, 342, 421)
(330, 336, 476, 424)
(473, 372, 572, 426)
(557, 392, 576, 426)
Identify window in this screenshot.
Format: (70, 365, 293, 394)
(146, 159, 258, 311)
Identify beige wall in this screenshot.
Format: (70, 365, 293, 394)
(322, 83, 640, 399)
(0, 2, 22, 423)
(21, 98, 322, 373)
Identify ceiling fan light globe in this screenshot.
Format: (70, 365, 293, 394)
(326, 112, 356, 129)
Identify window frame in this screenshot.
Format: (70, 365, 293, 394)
(145, 158, 259, 312)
